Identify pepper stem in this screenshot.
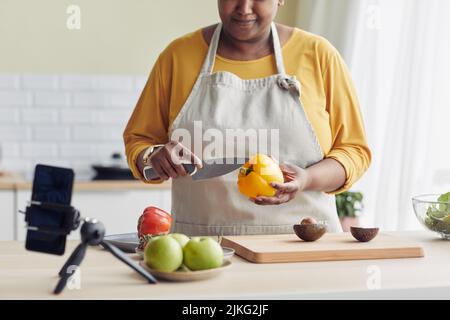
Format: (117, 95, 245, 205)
(239, 165, 254, 176)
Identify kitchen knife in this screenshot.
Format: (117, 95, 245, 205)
(143, 157, 248, 181)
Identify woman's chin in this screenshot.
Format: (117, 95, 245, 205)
(228, 30, 257, 42)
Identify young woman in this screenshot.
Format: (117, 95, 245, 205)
(124, 0, 371, 236)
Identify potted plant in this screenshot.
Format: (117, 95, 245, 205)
(335, 191, 364, 232)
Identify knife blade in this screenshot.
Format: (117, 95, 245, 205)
(143, 157, 248, 181)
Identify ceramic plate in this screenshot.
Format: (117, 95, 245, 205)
(139, 260, 232, 282)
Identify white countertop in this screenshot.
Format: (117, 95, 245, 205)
(0, 231, 448, 300)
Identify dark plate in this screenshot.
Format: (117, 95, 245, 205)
(91, 165, 134, 180)
(103, 233, 139, 253)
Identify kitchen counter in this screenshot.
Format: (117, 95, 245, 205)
(0, 174, 172, 242)
(0, 175, 171, 191)
(0, 231, 449, 299)
(0, 173, 23, 190)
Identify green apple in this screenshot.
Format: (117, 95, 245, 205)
(169, 233, 190, 248)
(183, 237, 224, 271)
(144, 235, 183, 272)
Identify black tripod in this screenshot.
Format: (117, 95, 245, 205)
(54, 218, 157, 294)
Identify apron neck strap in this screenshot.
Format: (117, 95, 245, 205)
(201, 22, 286, 76)
(271, 22, 286, 75)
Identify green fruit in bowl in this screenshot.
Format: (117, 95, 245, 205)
(183, 237, 224, 271)
(415, 192, 450, 239)
(169, 233, 190, 248)
(441, 215, 450, 231)
(438, 192, 450, 213)
(144, 235, 183, 272)
(424, 216, 437, 230)
(427, 207, 447, 219)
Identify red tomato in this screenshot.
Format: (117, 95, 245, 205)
(137, 206, 172, 239)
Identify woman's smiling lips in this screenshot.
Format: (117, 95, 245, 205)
(231, 18, 257, 27)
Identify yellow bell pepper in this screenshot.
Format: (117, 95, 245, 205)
(237, 154, 284, 198)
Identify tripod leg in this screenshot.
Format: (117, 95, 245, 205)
(57, 243, 86, 277)
(101, 241, 157, 284)
(54, 244, 87, 294)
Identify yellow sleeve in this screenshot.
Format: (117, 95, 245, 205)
(123, 55, 171, 184)
(323, 48, 372, 194)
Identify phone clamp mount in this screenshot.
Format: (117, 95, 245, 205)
(23, 201, 157, 294)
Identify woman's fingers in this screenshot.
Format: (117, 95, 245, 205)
(254, 193, 292, 205)
(254, 196, 279, 205)
(152, 162, 169, 180)
(270, 181, 299, 194)
(186, 149, 203, 169)
(162, 142, 188, 176)
(150, 140, 203, 180)
(252, 180, 301, 205)
(160, 157, 178, 179)
(169, 141, 203, 170)
(151, 149, 178, 180)
(172, 161, 188, 177)
(279, 163, 297, 175)
(175, 164, 188, 177)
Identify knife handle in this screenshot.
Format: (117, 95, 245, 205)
(143, 163, 197, 181)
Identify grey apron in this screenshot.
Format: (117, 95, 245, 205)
(168, 23, 341, 236)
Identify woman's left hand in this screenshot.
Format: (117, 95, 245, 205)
(252, 163, 310, 206)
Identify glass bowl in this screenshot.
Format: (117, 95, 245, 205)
(412, 194, 450, 240)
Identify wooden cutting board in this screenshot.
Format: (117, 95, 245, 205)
(221, 233, 424, 263)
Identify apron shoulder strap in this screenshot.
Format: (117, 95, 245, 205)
(200, 23, 222, 75)
(271, 22, 286, 76)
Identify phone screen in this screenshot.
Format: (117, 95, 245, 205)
(25, 165, 75, 255)
(31, 164, 74, 204)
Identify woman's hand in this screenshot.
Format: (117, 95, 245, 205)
(146, 141, 202, 181)
(252, 163, 311, 206)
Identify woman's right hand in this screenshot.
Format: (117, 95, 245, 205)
(145, 141, 203, 181)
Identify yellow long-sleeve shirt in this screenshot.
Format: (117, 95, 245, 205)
(124, 27, 371, 194)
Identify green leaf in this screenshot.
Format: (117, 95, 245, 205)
(438, 191, 450, 213)
(437, 191, 450, 202)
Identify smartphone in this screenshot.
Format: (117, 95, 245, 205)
(25, 165, 75, 255)
(31, 164, 74, 204)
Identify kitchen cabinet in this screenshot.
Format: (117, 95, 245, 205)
(15, 186, 171, 241)
(0, 190, 15, 241)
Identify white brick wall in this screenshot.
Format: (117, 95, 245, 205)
(21, 108, 59, 124)
(0, 91, 33, 107)
(93, 75, 134, 91)
(0, 74, 20, 89)
(109, 92, 141, 108)
(73, 92, 108, 108)
(60, 75, 96, 91)
(34, 92, 71, 107)
(72, 126, 123, 142)
(0, 108, 20, 124)
(1, 143, 20, 158)
(0, 73, 145, 180)
(22, 75, 59, 90)
(0, 126, 32, 141)
(94, 110, 133, 125)
(21, 143, 59, 158)
(60, 109, 96, 124)
(34, 127, 71, 141)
